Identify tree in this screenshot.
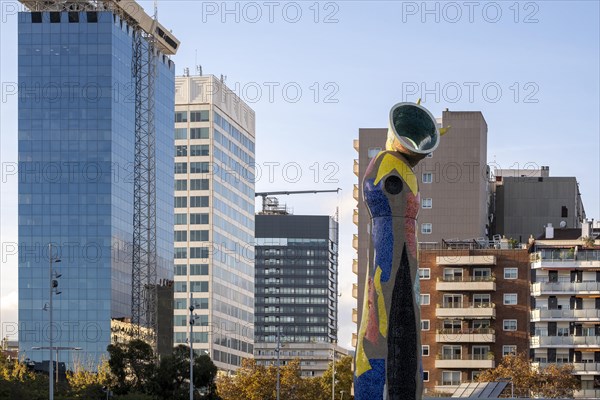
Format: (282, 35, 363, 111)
(476, 352, 579, 398)
(193, 354, 219, 398)
(219, 358, 328, 400)
(66, 359, 112, 399)
(107, 339, 156, 395)
(320, 356, 354, 400)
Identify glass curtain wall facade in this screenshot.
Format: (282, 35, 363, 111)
(18, 10, 175, 367)
(173, 75, 255, 372)
(255, 215, 339, 344)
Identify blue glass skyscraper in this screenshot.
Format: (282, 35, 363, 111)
(18, 2, 177, 367)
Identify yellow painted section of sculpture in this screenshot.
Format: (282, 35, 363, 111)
(355, 269, 373, 377)
(439, 126, 451, 136)
(373, 153, 418, 195)
(374, 267, 388, 338)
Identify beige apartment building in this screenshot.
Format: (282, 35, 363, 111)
(352, 110, 490, 344)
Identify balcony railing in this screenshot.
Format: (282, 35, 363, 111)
(533, 361, 600, 374)
(436, 276, 496, 291)
(574, 389, 600, 398)
(438, 302, 495, 309)
(435, 328, 495, 343)
(531, 335, 600, 347)
(532, 281, 600, 295)
(353, 159, 359, 176)
(531, 308, 600, 321)
(436, 302, 496, 318)
(435, 353, 495, 368)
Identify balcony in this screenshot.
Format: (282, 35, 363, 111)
(352, 332, 357, 348)
(353, 184, 359, 201)
(353, 159, 359, 177)
(531, 281, 600, 296)
(352, 234, 358, 250)
(436, 277, 496, 292)
(435, 302, 496, 319)
(353, 139, 359, 151)
(435, 354, 495, 369)
(352, 283, 358, 299)
(352, 308, 358, 324)
(533, 362, 600, 375)
(531, 250, 600, 269)
(574, 389, 600, 398)
(353, 209, 359, 226)
(531, 308, 600, 322)
(530, 335, 600, 348)
(435, 328, 495, 343)
(436, 255, 496, 266)
(352, 258, 358, 275)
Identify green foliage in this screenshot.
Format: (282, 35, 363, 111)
(320, 356, 354, 400)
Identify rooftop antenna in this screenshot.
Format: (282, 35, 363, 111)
(154, 0, 158, 20)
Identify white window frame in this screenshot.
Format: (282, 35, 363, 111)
(504, 268, 518, 279)
(420, 294, 431, 306)
(421, 223, 432, 234)
(503, 319, 517, 331)
(442, 371, 461, 386)
(418, 268, 431, 280)
(503, 293, 518, 305)
(422, 198, 433, 209)
(421, 320, 430, 331)
(422, 345, 430, 357)
(423, 370, 430, 382)
(502, 345, 517, 356)
(422, 172, 433, 183)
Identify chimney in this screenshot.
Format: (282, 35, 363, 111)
(546, 223, 554, 239)
(582, 219, 592, 238)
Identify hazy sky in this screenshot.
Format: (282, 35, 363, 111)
(1, 1, 599, 350)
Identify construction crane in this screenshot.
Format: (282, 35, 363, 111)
(255, 189, 341, 214)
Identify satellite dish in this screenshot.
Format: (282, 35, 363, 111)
(560, 221, 567, 228)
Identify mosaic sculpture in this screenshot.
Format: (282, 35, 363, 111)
(354, 101, 448, 400)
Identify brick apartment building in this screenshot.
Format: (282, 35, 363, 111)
(418, 245, 530, 395)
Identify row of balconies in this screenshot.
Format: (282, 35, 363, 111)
(533, 362, 600, 375)
(530, 250, 600, 270)
(530, 335, 600, 348)
(531, 308, 600, 322)
(532, 281, 600, 296)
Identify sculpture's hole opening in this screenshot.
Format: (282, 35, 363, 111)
(391, 104, 438, 152)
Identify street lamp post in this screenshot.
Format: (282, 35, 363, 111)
(276, 328, 281, 400)
(340, 390, 345, 400)
(48, 243, 61, 400)
(32, 346, 81, 384)
(332, 348, 336, 400)
(189, 292, 195, 400)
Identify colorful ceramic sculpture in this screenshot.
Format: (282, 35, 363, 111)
(354, 102, 447, 400)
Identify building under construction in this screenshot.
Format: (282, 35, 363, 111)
(17, 0, 178, 367)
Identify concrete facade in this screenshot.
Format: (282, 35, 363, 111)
(418, 247, 530, 395)
(492, 169, 586, 242)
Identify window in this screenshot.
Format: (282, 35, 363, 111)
(190, 247, 209, 259)
(421, 320, 430, 331)
(175, 180, 187, 191)
(190, 196, 209, 207)
(190, 264, 209, 275)
(174, 248, 187, 259)
(504, 294, 517, 305)
(421, 223, 432, 234)
(422, 345, 430, 357)
(174, 265, 187, 275)
(442, 371, 461, 386)
(422, 172, 433, 183)
(442, 345, 461, 360)
(190, 162, 209, 174)
(418, 268, 430, 280)
(175, 128, 187, 140)
(190, 230, 209, 242)
(503, 319, 517, 331)
(174, 197, 187, 208)
(472, 346, 490, 360)
(420, 294, 430, 306)
(174, 162, 187, 174)
(175, 111, 188, 123)
(473, 294, 490, 307)
(190, 128, 209, 139)
(368, 147, 382, 159)
(190, 281, 209, 292)
(443, 320, 461, 331)
(190, 145, 209, 156)
(423, 371, 430, 382)
(174, 231, 187, 242)
(504, 268, 518, 279)
(190, 179, 209, 190)
(174, 299, 187, 309)
(174, 214, 187, 225)
(174, 282, 187, 292)
(444, 268, 463, 281)
(443, 294, 463, 308)
(174, 315, 187, 326)
(175, 145, 187, 157)
(190, 110, 210, 122)
(190, 214, 209, 224)
(422, 198, 432, 209)
(502, 345, 517, 356)
(473, 268, 491, 280)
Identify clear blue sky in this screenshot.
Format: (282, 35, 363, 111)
(1, 1, 599, 349)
